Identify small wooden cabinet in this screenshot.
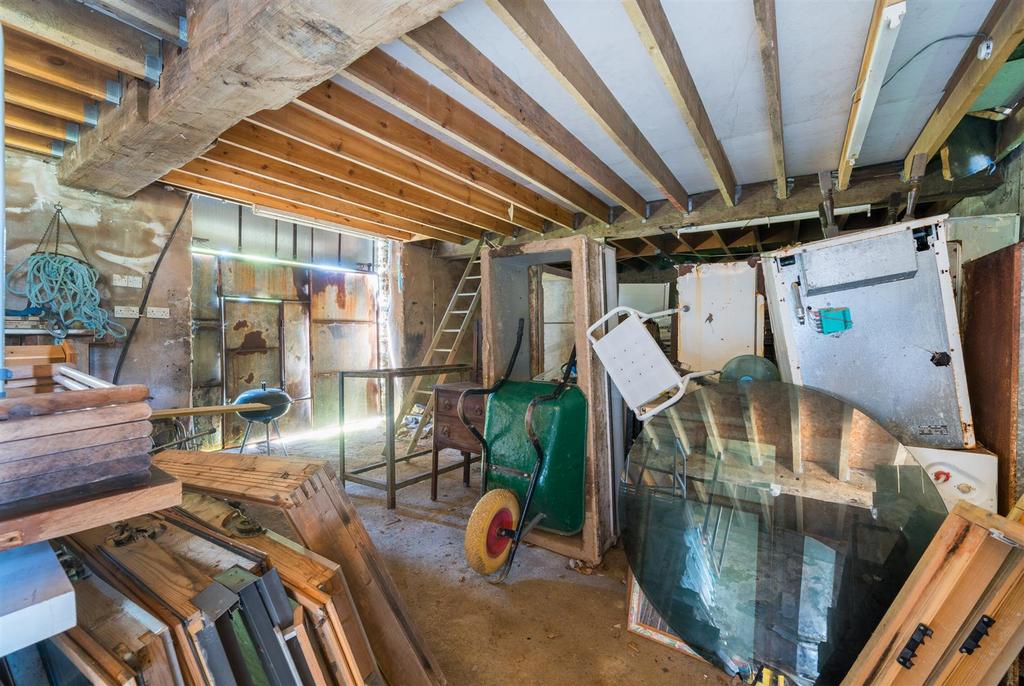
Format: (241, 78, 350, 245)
(431, 382, 485, 501)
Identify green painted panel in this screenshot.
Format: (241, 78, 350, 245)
(483, 381, 587, 535)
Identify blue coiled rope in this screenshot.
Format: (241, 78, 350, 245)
(6, 204, 126, 341)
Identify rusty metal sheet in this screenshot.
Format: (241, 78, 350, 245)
(192, 327, 222, 386)
(314, 374, 380, 427)
(192, 253, 220, 320)
(310, 322, 377, 374)
(224, 349, 282, 446)
(280, 301, 312, 434)
(191, 385, 223, 450)
(221, 260, 307, 300)
(224, 301, 281, 350)
(311, 272, 377, 321)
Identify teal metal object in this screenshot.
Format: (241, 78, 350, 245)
(815, 307, 853, 335)
(483, 380, 587, 535)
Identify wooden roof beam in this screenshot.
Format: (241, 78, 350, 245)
(5, 128, 63, 158)
(294, 81, 574, 229)
(246, 104, 545, 233)
(623, 0, 736, 206)
(79, 0, 187, 46)
(5, 29, 121, 105)
(5, 103, 78, 142)
(5, 72, 99, 125)
(176, 158, 470, 243)
(402, 19, 648, 218)
(838, 0, 906, 190)
(902, 0, 1024, 179)
(483, 1, 687, 212)
(345, 49, 611, 223)
(162, 170, 417, 242)
(752, 0, 788, 199)
(216, 123, 519, 236)
(196, 146, 483, 241)
(0, 0, 161, 81)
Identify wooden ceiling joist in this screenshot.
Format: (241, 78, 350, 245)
(903, 0, 1024, 179)
(5, 103, 79, 142)
(402, 19, 648, 218)
(6, 128, 63, 158)
(5, 71, 99, 125)
(295, 81, 575, 229)
(215, 125, 519, 236)
(345, 49, 611, 223)
(162, 170, 415, 242)
(752, 0, 788, 199)
(0, 0, 161, 82)
(246, 104, 546, 234)
(622, 0, 736, 207)
(175, 158, 472, 243)
(195, 147, 484, 240)
(79, 0, 188, 46)
(5, 29, 121, 105)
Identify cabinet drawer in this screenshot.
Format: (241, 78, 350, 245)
(434, 417, 483, 452)
(435, 390, 485, 421)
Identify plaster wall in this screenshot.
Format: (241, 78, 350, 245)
(4, 150, 193, 408)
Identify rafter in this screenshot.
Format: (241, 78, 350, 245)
(196, 146, 484, 240)
(6, 128, 63, 157)
(0, 0, 161, 81)
(246, 104, 546, 233)
(295, 81, 574, 229)
(176, 158, 471, 243)
(5, 72, 98, 125)
(622, 0, 735, 206)
(5, 103, 78, 142)
(162, 170, 417, 242)
(5, 28, 120, 105)
(903, 0, 1024, 179)
(79, 0, 187, 46)
(216, 125, 519, 236)
(485, 0, 688, 211)
(402, 19, 648, 218)
(752, 0, 787, 199)
(345, 49, 610, 222)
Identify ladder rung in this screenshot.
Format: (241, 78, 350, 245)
(415, 389, 433, 395)
(434, 348, 453, 353)
(452, 310, 469, 314)
(466, 275, 481, 279)
(442, 329, 461, 333)
(456, 292, 475, 297)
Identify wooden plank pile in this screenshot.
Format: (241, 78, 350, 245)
(153, 449, 447, 686)
(0, 344, 181, 550)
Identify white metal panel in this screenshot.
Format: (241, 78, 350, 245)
(0, 542, 76, 656)
(945, 213, 1021, 263)
(676, 261, 763, 371)
(906, 445, 998, 513)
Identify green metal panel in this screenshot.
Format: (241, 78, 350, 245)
(483, 381, 587, 535)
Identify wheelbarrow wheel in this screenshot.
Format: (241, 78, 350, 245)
(465, 489, 521, 576)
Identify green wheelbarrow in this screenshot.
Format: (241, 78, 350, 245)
(457, 320, 588, 582)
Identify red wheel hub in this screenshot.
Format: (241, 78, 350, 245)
(486, 508, 513, 557)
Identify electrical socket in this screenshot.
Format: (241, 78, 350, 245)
(146, 306, 170, 319)
(114, 306, 140, 318)
(112, 274, 143, 288)
(978, 39, 994, 61)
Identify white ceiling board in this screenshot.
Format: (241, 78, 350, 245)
(545, 0, 716, 193)
(375, 39, 618, 207)
(660, 0, 775, 185)
(441, 0, 662, 200)
(857, 0, 997, 167)
(330, 74, 576, 210)
(776, 0, 874, 177)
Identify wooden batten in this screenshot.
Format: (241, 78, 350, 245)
(5, 71, 99, 125)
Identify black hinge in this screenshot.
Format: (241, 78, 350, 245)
(959, 615, 996, 655)
(897, 623, 933, 669)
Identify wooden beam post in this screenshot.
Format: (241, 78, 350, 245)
(57, 0, 461, 197)
(752, 0, 788, 199)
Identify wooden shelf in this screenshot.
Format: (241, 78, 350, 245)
(0, 467, 182, 551)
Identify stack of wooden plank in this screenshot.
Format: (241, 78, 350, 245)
(153, 450, 447, 686)
(0, 344, 181, 551)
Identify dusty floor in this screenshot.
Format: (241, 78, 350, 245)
(267, 429, 735, 686)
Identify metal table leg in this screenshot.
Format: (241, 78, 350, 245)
(338, 373, 346, 484)
(385, 375, 396, 509)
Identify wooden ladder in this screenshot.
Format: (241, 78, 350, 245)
(395, 236, 501, 455)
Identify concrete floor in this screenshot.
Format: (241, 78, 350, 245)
(274, 430, 734, 686)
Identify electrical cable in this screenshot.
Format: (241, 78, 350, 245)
(881, 33, 989, 91)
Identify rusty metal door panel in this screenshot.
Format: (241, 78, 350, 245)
(223, 300, 282, 446)
(192, 327, 222, 387)
(191, 385, 223, 449)
(281, 301, 312, 434)
(221, 260, 307, 300)
(310, 322, 376, 373)
(225, 302, 281, 350)
(192, 254, 220, 320)
(311, 272, 377, 321)
(314, 374, 380, 427)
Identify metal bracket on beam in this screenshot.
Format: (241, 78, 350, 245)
(904, 153, 928, 220)
(144, 49, 163, 84)
(686, 197, 694, 214)
(572, 212, 585, 231)
(733, 184, 743, 205)
(179, 15, 189, 46)
(83, 102, 99, 126)
(104, 79, 122, 105)
(818, 170, 838, 238)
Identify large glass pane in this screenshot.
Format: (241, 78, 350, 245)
(620, 380, 947, 685)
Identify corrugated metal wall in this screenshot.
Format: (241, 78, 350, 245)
(190, 195, 379, 449)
